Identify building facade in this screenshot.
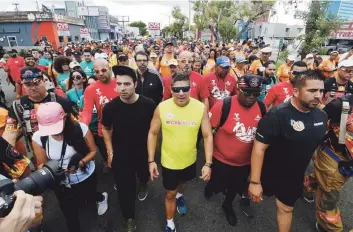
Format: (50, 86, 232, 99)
(327, 0, 353, 20)
(0, 11, 84, 49)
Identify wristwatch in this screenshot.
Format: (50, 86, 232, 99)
(204, 163, 212, 168)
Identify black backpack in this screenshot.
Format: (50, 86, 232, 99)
(213, 97, 267, 133)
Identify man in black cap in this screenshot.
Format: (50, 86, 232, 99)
(2, 67, 76, 151)
(205, 74, 266, 226)
(73, 51, 82, 63)
(249, 70, 327, 232)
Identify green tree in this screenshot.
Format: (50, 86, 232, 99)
(129, 21, 148, 36)
(296, 1, 343, 58)
(192, 0, 275, 41)
(170, 5, 188, 39)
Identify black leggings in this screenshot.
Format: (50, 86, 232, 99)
(93, 133, 108, 162)
(54, 171, 104, 232)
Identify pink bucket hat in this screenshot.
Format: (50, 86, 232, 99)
(36, 102, 65, 136)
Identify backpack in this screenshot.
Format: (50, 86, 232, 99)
(213, 97, 267, 133)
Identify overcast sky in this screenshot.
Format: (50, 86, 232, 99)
(0, 0, 306, 28)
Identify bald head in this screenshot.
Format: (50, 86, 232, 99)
(94, 58, 111, 84)
(94, 58, 109, 68)
(178, 51, 193, 73)
(179, 51, 193, 59)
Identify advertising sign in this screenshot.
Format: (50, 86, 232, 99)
(80, 28, 89, 34)
(148, 22, 161, 30)
(88, 6, 99, 16)
(56, 23, 70, 36)
(77, 6, 89, 16)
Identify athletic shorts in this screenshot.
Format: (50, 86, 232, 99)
(162, 162, 196, 191)
(262, 179, 303, 207)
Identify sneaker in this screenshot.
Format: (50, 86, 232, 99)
(97, 192, 108, 215)
(176, 196, 187, 215)
(222, 203, 238, 226)
(316, 222, 328, 232)
(239, 197, 254, 218)
(303, 191, 315, 203)
(123, 218, 136, 232)
(137, 183, 149, 201)
(165, 225, 176, 232)
(114, 184, 117, 191)
(204, 183, 213, 200)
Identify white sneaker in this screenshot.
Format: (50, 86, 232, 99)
(97, 192, 108, 216)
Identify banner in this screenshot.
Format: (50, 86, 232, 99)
(77, 6, 89, 16)
(80, 28, 89, 34)
(56, 23, 70, 36)
(148, 22, 160, 30)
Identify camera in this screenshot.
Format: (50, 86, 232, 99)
(0, 160, 65, 217)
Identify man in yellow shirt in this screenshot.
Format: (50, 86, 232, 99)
(156, 42, 176, 79)
(249, 47, 272, 74)
(318, 51, 338, 79)
(277, 55, 295, 82)
(148, 72, 213, 232)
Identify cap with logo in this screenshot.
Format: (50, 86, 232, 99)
(36, 102, 66, 136)
(20, 67, 43, 81)
(236, 56, 247, 63)
(168, 59, 178, 66)
(69, 61, 80, 69)
(216, 56, 231, 67)
(238, 74, 263, 91)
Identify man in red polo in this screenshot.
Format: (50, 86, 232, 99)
(163, 51, 209, 109)
(204, 56, 238, 109)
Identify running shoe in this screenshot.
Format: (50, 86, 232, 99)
(303, 190, 315, 203)
(239, 197, 255, 218)
(137, 183, 149, 201)
(97, 192, 108, 215)
(222, 203, 238, 226)
(165, 225, 176, 232)
(176, 196, 187, 215)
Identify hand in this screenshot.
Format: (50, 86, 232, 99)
(15, 95, 21, 100)
(149, 162, 159, 181)
(248, 183, 263, 203)
(1, 191, 43, 232)
(199, 166, 211, 181)
(79, 160, 86, 168)
(107, 153, 113, 168)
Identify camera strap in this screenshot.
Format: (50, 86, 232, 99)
(47, 138, 67, 169)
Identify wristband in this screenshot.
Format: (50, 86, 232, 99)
(204, 163, 212, 168)
(249, 180, 261, 185)
(148, 161, 155, 164)
(108, 152, 113, 156)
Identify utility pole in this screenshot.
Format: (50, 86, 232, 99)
(118, 16, 129, 36)
(12, 3, 19, 12)
(35, 0, 40, 11)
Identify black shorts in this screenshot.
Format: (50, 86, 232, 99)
(210, 158, 250, 195)
(262, 179, 303, 207)
(162, 162, 196, 191)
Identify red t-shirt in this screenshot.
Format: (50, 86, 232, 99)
(163, 71, 210, 101)
(80, 79, 119, 136)
(7, 57, 25, 78)
(264, 81, 293, 107)
(210, 97, 263, 166)
(204, 72, 238, 108)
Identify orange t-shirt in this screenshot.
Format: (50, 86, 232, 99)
(249, 59, 263, 74)
(318, 59, 336, 79)
(277, 64, 291, 82)
(156, 54, 174, 78)
(203, 59, 216, 76)
(210, 97, 264, 166)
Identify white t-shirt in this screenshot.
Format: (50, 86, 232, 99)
(32, 122, 94, 185)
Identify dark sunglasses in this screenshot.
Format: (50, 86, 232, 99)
(241, 89, 260, 97)
(22, 77, 43, 86)
(171, 86, 191, 93)
(94, 68, 108, 74)
(73, 75, 82, 80)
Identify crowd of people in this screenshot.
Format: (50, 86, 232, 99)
(0, 37, 352, 232)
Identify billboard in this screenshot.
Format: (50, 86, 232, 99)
(148, 22, 160, 30)
(80, 28, 89, 34)
(88, 6, 99, 16)
(56, 23, 70, 36)
(77, 6, 89, 16)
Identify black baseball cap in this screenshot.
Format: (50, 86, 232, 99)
(118, 54, 128, 61)
(164, 41, 173, 48)
(73, 51, 82, 56)
(238, 74, 263, 91)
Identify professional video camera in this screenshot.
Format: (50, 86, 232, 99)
(0, 160, 65, 217)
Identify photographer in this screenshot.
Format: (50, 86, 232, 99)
(31, 102, 108, 232)
(0, 190, 43, 232)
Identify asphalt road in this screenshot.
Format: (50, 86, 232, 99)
(1, 69, 352, 232)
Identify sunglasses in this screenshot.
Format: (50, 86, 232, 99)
(240, 89, 260, 97)
(171, 86, 191, 93)
(94, 68, 108, 74)
(73, 75, 82, 80)
(22, 77, 43, 86)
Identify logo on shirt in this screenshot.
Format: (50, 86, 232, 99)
(166, 120, 197, 126)
(255, 115, 261, 121)
(314, 122, 324, 126)
(192, 81, 196, 87)
(233, 121, 257, 143)
(283, 88, 289, 94)
(290, 119, 305, 132)
(208, 112, 212, 119)
(211, 80, 216, 86)
(211, 86, 230, 100)
(165, 112, 174, 119)
(234, 113, 240, 122)
(225, 81, 231, 86)
(96, 88, 102, 96)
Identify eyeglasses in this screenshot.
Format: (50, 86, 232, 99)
(94, 68, 108, 74)
(180, 59, 194, 64)
(73, 75, 82, 80)
(171, 86, 191, 93)
(240, 89, 260, 97)
(340, 68, 353, 74)
(22, 77, 42, 86)
(136, 59, 148, 63)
